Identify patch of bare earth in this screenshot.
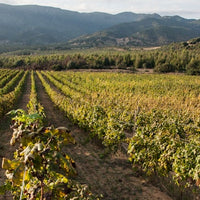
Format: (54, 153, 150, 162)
(0, 72, 31, 200)
(35, 72, 172, 200)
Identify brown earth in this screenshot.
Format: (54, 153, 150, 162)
(34, 72, 173, 200)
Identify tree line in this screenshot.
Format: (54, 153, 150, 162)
(0, 40, 199, 75)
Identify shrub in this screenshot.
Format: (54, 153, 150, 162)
(186, 59, 200, 75)
(154, 63, 175, 73)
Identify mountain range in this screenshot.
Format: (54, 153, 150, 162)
(0, 3, 200, 47)
(70, 16, 200, 47)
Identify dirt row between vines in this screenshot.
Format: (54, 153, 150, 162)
(34, 73, 172, 200)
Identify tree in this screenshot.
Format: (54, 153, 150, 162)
(14, 59, 25, 67)
(154, 63, 175, 73)
(186, 58, 200, 75)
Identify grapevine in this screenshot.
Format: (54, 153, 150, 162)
(38, 71, 200, 189)
(0, 70, 101, 199)
(0, 70, 28, 117)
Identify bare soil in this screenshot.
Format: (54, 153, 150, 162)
(34, 72, 173, 200)
(69, 68, 134, 73)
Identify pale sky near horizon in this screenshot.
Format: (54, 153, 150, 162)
(0, 0, 200, 19)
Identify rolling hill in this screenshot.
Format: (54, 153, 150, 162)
(0, 3, 199, 48)
(0, 3, 160, 45)
(69, 16, 200, 47)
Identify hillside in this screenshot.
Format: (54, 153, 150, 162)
(0, 4, 200, 48)
(0, 3, 159, 45)
(69, 16, 200, 47)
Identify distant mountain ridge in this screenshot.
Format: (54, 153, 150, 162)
(69, 16, 200, 47)
(0, 3, 160, 45)
(0, 3, 200, 47)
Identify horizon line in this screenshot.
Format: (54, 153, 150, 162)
(0, 2, 199, 20)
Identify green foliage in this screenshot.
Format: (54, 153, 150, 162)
(0, 70, 19, 88)
(37, 71, 127, 150)
(128, 110, 200, 187)
(51, 64, 64, 71)
(14, 59, 25, 67)
(0, 71, 24, 95)
(0, 67, 199, 196)
(1, 108, 100, 199)
(0, 70, 28, 117)
(154, 63, 175, 73)
(66, 60, 77, 69)
(37, 70, 200, 190)
(0, 40, 199, 74)
(0, 70, 101, 199)
(27, 71, 44, 116)
(186, 58, 200, 75)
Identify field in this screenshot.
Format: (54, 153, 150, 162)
(0, 69, 200, 199)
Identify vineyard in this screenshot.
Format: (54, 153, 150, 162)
(0, 68, 200, 199)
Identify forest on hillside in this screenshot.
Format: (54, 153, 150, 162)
(0, 38, 200, 75)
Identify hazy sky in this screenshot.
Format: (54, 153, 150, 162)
(1, 0, 200, 19)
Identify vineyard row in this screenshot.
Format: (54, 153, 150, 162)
(0, 69, 199, 191)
